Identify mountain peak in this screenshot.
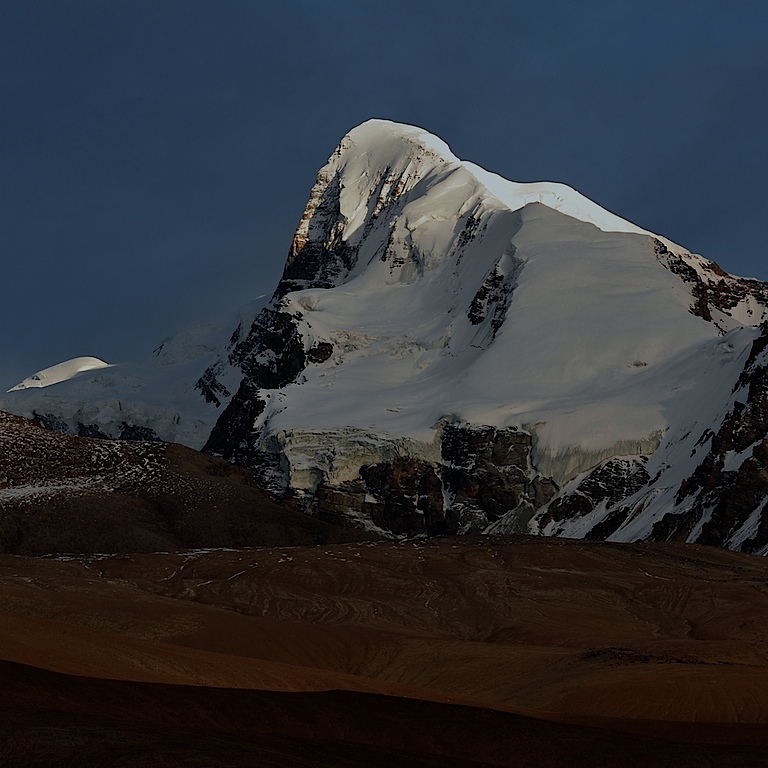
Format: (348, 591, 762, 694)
(6, 121, 768, 553)
(342, 119, 459, 164)
(335, 119, 671, 244)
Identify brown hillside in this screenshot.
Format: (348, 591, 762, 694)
(0, 410, 373, 553)
(2, 537, 768, 764)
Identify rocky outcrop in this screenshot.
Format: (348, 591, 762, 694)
(278, 171, 357, 296)
(651, 323, 768, 552)
(466, 255, 521, 340)
(440, 425, 555, 534)
(653, 239, 768, 329)
(540, 457, 650, 537)
(306, 457, 443, 537)
(202, 307, 307, 464)
(259, 424, 556, 538)
(31, 411, 158, 442)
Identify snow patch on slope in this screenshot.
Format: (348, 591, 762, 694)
(464, 163, 665, 240)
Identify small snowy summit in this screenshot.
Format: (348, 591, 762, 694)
(6, 119, 768, 552)
(8, 357, 110, 391)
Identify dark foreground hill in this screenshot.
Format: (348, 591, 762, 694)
(2, 536, 768, 766)
(4, 661, 767, 768)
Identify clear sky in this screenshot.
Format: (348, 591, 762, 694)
(1, 0, 766, 390)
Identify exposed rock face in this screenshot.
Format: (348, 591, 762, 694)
(262, 424, 556, 539)
(202, 307, 307, 466)
(309, 457, 443, 537)
(651, 323, 768, 552)
(278, 167, 356, 295)
(466, 261, 519, 338)
(29, 411, 160, 443)
(653, 238, 768, 330)
(539, 457, 650, 537)
(440, 425, 555, 534)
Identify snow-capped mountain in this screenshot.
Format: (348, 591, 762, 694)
(6, 119, 768, 551)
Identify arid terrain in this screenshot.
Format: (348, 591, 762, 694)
(3, 535, 768, 766)
(0, 411, 371, 554)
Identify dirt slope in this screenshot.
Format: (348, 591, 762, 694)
(0, 410, 372, 552)
(3, 537, 768, 764)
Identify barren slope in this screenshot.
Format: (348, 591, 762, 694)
(0, 410, 372, 553)
(2, 537, 768, 765)
(75, 536, 768, 723)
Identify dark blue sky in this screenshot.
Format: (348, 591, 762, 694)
(2, 1, 767, 390)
